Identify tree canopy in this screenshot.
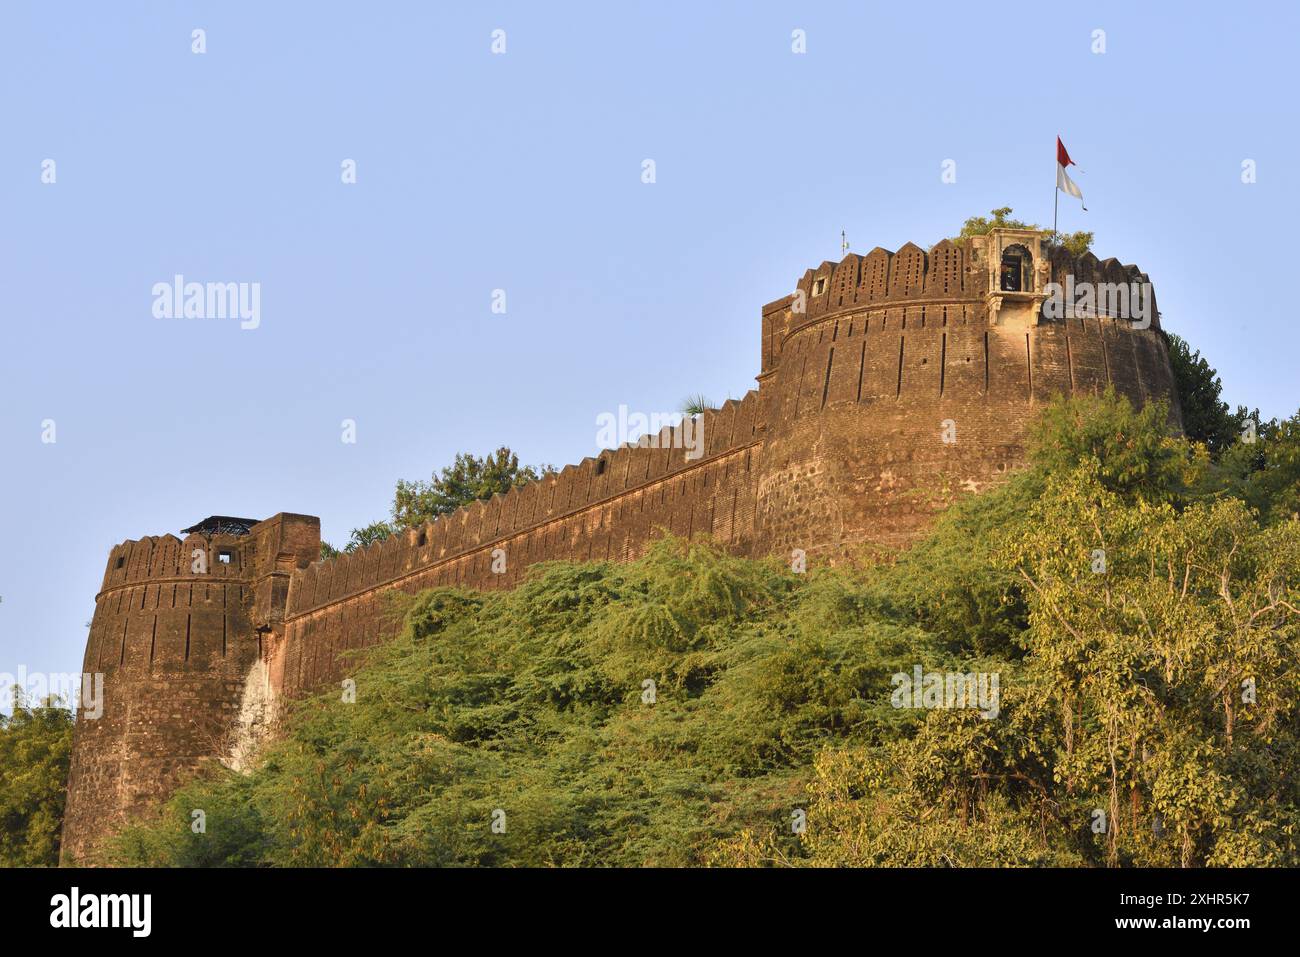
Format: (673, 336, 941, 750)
(1166, 332, 1252, 457)
(0, 692, 73, 867)
(392, 447, 553, 529)
(320, 447, 554, 558)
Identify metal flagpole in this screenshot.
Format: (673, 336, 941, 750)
(1053, 186, 1059, 245)
(1052, 139, 1059, 246)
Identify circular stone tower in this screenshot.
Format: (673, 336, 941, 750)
(60, 513, 319, 863)
(752, 229, 1180, 558)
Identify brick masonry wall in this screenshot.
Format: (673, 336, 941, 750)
(752, 236, 1175, 556)
(61, 514, 318, 863)
(273, 391, 767, 696)
(754, 312, 1176, 557)
(60, 532, 261, 864)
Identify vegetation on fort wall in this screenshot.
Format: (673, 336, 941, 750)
(955, 206, 1093, 257)
(106, 387, 1300, 868)
(0, 694, 72, 867)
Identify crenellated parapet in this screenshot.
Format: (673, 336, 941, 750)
(282, 390, 767, 624)
(751, 230, 1176, 560)
(760, 231, 1160, 379)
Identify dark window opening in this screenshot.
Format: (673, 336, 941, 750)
(595, 458, 607, 476)
(417, 531, 427, 547)
(1000, 244, 1032, 292)
(115, 556, 125, 569)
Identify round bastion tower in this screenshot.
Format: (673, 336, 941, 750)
(751, 229, 1181, 557)
(60, 513, 319, 863)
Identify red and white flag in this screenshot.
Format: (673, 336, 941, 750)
(1057, 137, 1086, 210)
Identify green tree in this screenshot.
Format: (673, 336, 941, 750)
(1028, 387, 1194, 504)
(391, 447, 553, 529)
(1004, 466, 1300, 865)
(317, 447, 553, 558)
(0, 692, 74, 867)
(1232, 410, 1300, 523)
(1165, 333, 1247, 456)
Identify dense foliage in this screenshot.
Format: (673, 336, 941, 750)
(1165, 332, 1252, 456)
(0, 693, 73, 867)
(107, 388, 1300, 867)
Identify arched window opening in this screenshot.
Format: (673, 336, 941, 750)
(1000, 244, 1032, 292)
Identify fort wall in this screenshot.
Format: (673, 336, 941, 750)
(272, 390, 767, 696)
(62, 231, 1181, 862)
(61, 514, 319, 863)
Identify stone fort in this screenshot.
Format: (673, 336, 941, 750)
(61, 228, 1182, 862)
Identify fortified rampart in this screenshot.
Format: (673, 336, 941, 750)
(60, 514, 319, 863)
(61, 229, 1181, 862)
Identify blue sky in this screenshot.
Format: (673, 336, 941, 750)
(2, 1, 1296, 687)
